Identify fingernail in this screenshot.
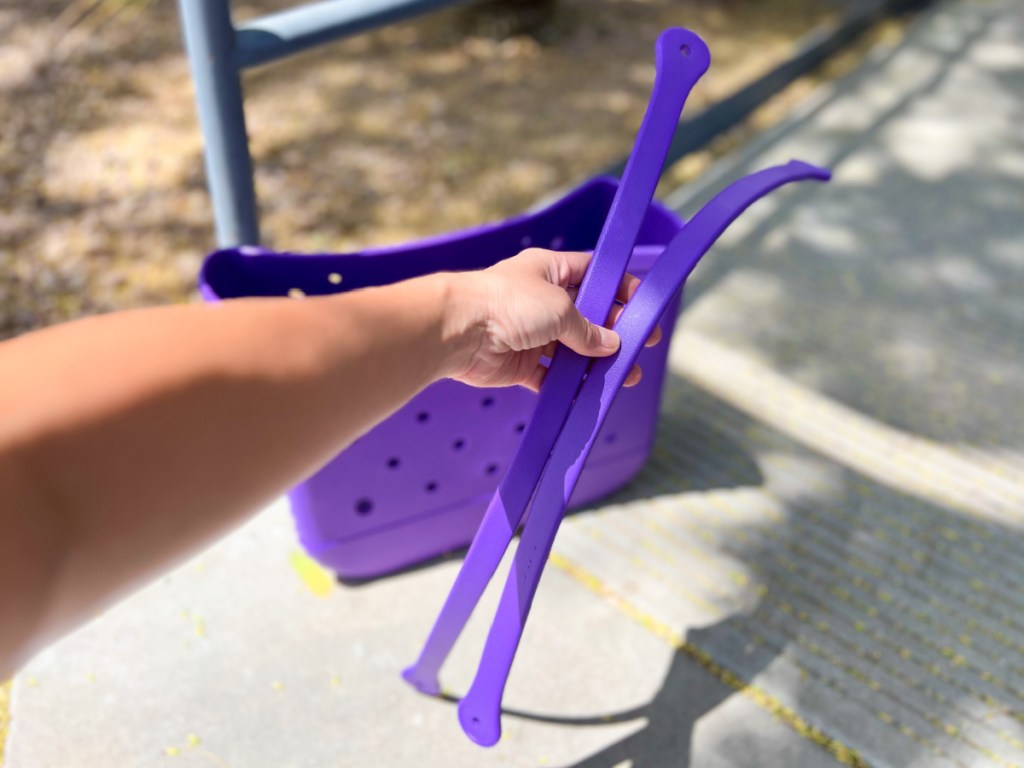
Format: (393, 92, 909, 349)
(598, 326, 620, 351)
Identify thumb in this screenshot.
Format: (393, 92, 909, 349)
(558, 304, 620, 358)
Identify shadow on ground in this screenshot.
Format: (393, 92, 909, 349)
(675, 2, 1022, 448)
(463, 369, 1024, 767)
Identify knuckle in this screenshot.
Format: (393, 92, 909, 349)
(519, 247, 548, 263)
(553, 288, 575, 314)
(557, 306, 580, 337)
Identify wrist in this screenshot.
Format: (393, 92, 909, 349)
(434, 271, 489, 381)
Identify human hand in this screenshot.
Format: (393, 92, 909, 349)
(445, 248, 662, 392)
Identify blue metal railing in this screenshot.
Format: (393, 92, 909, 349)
(235, 0, 470, 68)
(178, 0, 921, 248)
(177, 0, 471, 246)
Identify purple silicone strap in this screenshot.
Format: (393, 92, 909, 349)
(402, 28, 711, 696)
(457, 161, 831, 746)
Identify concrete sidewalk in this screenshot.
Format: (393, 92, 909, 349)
(5, 0, 1024, 765)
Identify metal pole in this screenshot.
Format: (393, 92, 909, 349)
(177, 0, 260, 246)
(236, 0, 472, 69)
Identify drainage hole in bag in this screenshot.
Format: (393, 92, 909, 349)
(425, 481, 439, 493)
(328, 272, 343, 285)
(485, 463, 500, 476)
(354, 498, 374, 516)
(386, 457, 401, 469)
(416, 411, 430, 423)
(453, 439, 466, 451)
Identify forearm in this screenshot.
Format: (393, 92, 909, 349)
(0, 272, 474, 672)
(0, 246, 637, 675)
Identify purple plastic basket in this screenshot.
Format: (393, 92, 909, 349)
(199, 176, 684, 579)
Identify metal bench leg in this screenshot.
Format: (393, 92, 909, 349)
(178, 0, 260, 246)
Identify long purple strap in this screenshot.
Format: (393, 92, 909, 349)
(402, 28, 711, 697)
(456, 161, 830, 746)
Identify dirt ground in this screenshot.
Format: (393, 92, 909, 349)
(0, 0, 892, 339)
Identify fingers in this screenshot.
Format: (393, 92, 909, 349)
(602, 303, 663, 348)
(517, 251, 662, 366)
(555, 295, 620, 358)
(554, 251, 594, 288)
(552, 250, 642, 301)
(541, 333, 653, 361)
(566, 276, 637, 307)
(548, 253, 657, 348)
(616, 272, 642, 304)
(523, 362, 643, 393)
(555, 293, 663, 356)
(524, 364, 547, 393)
(624, 365, 643, 387)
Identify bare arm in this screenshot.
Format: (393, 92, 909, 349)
(0, 249, 655, 676)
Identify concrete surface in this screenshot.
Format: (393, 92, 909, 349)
(5, 0, 1024, 765)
